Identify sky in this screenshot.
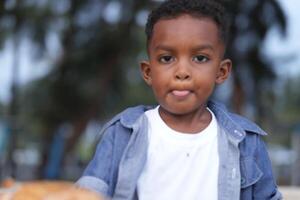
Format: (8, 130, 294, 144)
(264, 0, 300, 77)
(0, 0, 300, 104)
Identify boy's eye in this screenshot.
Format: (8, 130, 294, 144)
(192, 55, 209, 63)
(158, 55, 175, 63)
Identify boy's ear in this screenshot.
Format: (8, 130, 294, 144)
(216, 59, 232, 84)
(140, 60, 152, 86)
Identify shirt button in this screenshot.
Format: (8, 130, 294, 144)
(234, 129, 243, 137)
(241, 177, 246, 184)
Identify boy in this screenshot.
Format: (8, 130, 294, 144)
(76, 0, 282, 199)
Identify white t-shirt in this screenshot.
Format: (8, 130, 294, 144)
(137, 106, 219, 200)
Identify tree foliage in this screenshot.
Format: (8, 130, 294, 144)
(224, 0, 286, 118)
(276, 77, 300, 124)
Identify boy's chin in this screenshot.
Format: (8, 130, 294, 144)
(159, 105, 202, 117)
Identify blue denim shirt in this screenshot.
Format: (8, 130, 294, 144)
(76, 100, 282, 200)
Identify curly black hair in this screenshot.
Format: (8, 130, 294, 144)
(145, 0, 230, 46)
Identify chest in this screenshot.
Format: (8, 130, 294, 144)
(136, 121, 220, 200)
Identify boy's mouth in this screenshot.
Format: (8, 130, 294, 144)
(171, 90, 191, 97)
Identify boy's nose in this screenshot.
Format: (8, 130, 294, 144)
(175, 62, 191, 80)
(175, 72, 190, 80)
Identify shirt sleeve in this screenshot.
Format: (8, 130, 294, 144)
(253, 136, 282, 200)
(75, 126, 114, 197)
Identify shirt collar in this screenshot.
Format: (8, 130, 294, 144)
(119, 105, 154, 128)
(207, 100, 267, 137)
(118, 100, 267, 137)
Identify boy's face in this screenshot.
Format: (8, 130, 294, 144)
(141, 14, 231, 116)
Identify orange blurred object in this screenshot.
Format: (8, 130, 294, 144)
(1, 178, 15, 188)
(0, 179, 103, 200)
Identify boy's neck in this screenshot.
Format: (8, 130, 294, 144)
(158, 105, 212, 134)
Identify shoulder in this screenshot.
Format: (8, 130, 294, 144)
(229, 113, 267, 136)
(104, 105, 154, 128)
(227, 112, 268, 156)
(208, 100, 268, 156)
(99, 105, 155, 137)
(228, 113, 269, 158)
(208, 100, 267, 136)
(224, 112, 267, 157)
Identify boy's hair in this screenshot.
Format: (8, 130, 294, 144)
(145, 0, 230, 46)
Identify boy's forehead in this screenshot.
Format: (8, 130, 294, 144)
(149, 15, 224, 52)
(153, 14, 217, 33)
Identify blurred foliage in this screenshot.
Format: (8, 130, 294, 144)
(0, 0, 288, 179)
(263, 75, 300, 147)
(224, 0, 286, 119)
(276, 76, 300, 125)
(0, 101, 4, 114)
(0, 105, 5, 121)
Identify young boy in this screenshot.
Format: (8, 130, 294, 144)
(76, 0, 282, 199)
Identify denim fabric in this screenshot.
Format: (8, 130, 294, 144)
(76, 100, 282, 200)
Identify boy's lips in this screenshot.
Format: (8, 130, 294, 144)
(171, 90, 191, 97)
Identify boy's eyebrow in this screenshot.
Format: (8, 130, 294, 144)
(191, 44, 214, 52)
(154, 45, 174, 52)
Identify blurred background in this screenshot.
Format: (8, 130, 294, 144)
(0, 0, 299, 188)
